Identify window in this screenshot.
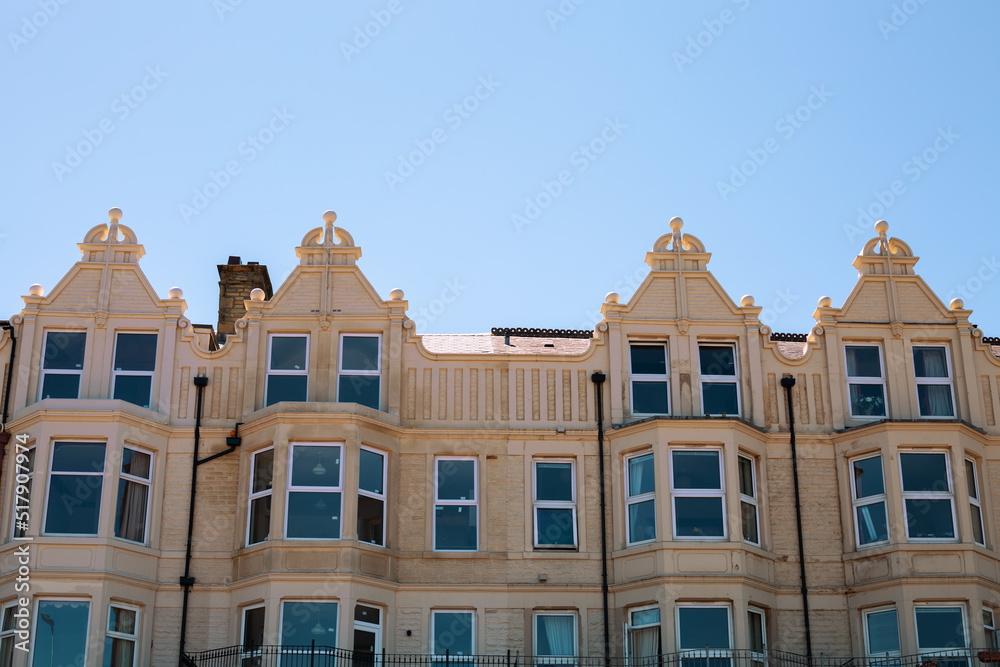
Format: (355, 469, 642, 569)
(846, 345, 886, 418)
(625, 452, 655, 545)
(915, 606, 967, 652)
(900, 452, 956, 541)
(104, 604, 139, 667)
(984, 608, 998, 649)
(358, 448, 386, 546)
(534, 613, 577, 664)
(967, 458, 986, 546)
(39, 331, 86, 399)
(44, 442, 106, 535)
(241, 605, 266, 658)
(280, 601, 338, 653)
(738, 455, 760, 545)
(670, 450, 726, 540)
(747, 608, 767, 659)
(699, 343, 739, 416)
(114, 447, 152, 544)
(625, 607, 661, 664)
(12, 446, 34, 539)
(431, 611, 475, 663)
(354, 605, 382, 660)
(31, 600, 91, 667)
(112, 333, 157, 408)
(913, 345, 955, 418)
(863, 607, 900, 657)
(676, 605, 731, 659)
(533, 460, 577, 548)
(629, 343, 669, 415)
(851, 455, 889, 547)
(338, 334, 381, 410)
(266, 334, 308, 406)
(247, 448, 273, 546)
(1, 604, 17, 666)
(434, 458, 478, 551)
(286, 444, 342, 539)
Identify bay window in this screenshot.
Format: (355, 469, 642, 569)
(112, 333, 157, 408)
(676, 605, 731, 660)
(625, 452, 655, 545)
(533, 460, 577, 548)
(913, 345, 955, 418)
(670, 450, 726, 540)
(104, 604, 139, 667)
(358, 447, 387, 546)
(1, 604, 16, 665)
(629, 343, 669, 415)
(845, 345, 886, 418)
(114, 447, 152, 544)
(434, 458, 478, 551)
(966, 458, 986, 546)
(738, 455, 759, 545)
(900, 452, 956, 541)
(863, 607, 900, 657)
(338, 334, 381, 410)
(699, 343, 739, 416)
(266, 334, 308, 406)
(625, 607, 661, 664)
(39, 330, 86, 399)
(44, 441, 106, 535)
(915, 606, 967, 653)
(247, 448, 273, 545)
(286, 443, 342, 539)
(534, 612, 577, 664)
(31, 600, 91, 667)
(851, 454, 889, 547)
(280, 601, 338, 653)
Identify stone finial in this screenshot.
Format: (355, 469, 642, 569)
(740, 294, 754, 307)
(168, 287, 183, 299)
(28, 283, 44, 297)
(818, 295, 833, 308)
(950, 297, 965, 310)
(875, 220, 890, 255)
(322, 210, 337, 247)
(250, 288, 267, 301)
(669, 216, 683, 250)
(389, 288, 404, 301)
(605, 291, 620, 304)
(107, 207, 123, 243)
(109, 207, 123, 221)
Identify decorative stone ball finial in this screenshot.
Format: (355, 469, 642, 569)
(250, 288, 267, 302)
(669, 216, 683, 231)
(605, 292, 620, 304)
(168, 287, 183, 299)
(323, 210, 337, 224)
(389, 288, 404, 301)
(950, 298, 965, 310)
(818, 296, 833, 308)
(28, 283, 44, 297)
(874, 220, 889, 235)
(740, 294, 754, 307)
(109, 207, 123, 221)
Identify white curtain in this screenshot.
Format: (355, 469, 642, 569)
(118, 481, 148, 542)
(540, 616, 574, 656)
(632, 627, 660, 661)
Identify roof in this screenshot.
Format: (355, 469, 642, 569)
(775, 341, 808, 360)
(421, 334, 593, 355)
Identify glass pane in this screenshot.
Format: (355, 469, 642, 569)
(248, 495, 271, 544)
(748, 610, 765, 652)
(113, 375, 153, 408)
(115, 479, 149, 542)
(536, 463, 573, 501)
(628, 499, 656, 543)
(2, 606, 14, 631)
(675, 497, 725, 538)
(628, 454, 655, 496)
(914, 607, 965, 649)
(632, 381, 669, 414)
(252, 450, 273, 494)
(631, 608, 660, 626)
(630, 345, 666, 375)
(738, 457, 755, 497)
(108, 606, 136, 635)
(32, 600, 90, 667)
(121, 448, 151, 479)
(536, 615, 575, 656)
(966, 460, 979, 499)
(537, 508, 575, 546)
(355, 605, 380, 624)
(435, 505, 477, 550)
(846, 346, 882, 378)
(114, 334, 157, 371)
(270, 336, 307, 371)
(286, 491, 341, 539)
(243, 607, 265, 649)
(972, 505, 985, 545)
(44, 332, 86, 369)
(914, 347, 949, 378)
(741, 501, 759, 543)
(672, 451, 721, 490)
(699, 345, 735, 377)
(291, 445, 341, 488)
(357, 495, 384, 546)
(850, 384, 886, 417)
(857, 502, 889, 545)
(853, 457, 885, 498)
(866, 609, 900, 655)
(339, 374, 380, 410)
(52, 442, 106, 473)
(433, 612, 474, 655)
(900, 453, 949, 492)
(677, 607, 730, 649)
(359, 449, 385, 494)
(437, 460, 475, 500)
(905, 499, 955, 539)
(917, 384, 955, 417)
(342, 336, 380, 372)
(281, 601, 338, 647)
(702, 383, 739, 415)
(46, 475, 102, 534)
(103, 637, 135, 667)
(265, 375, 307, 405)
(41, 373, 81, 399)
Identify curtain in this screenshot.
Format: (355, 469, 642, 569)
(118, 480, 149, 542)
(633, 627, 660, 661)
(925, 385, 952, 417)
(629, 460, 644, 496)
(541, 616, 574, 656)
(111, 638, 135, 667)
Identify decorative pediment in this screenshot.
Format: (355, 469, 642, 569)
(78, 207, 145, 264)
(296, 210, 363, 266)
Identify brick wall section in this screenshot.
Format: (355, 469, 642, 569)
(775, 608, 850, 656)
(396, 607, 423, 653)
(485, 609, 524, 654)
(398, 453, 428, 552)
(217, 262, 272, 335)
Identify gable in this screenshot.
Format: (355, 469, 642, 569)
(627, 276, 678, 319)
(841, 280, 890, 322)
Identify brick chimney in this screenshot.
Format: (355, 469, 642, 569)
(217, 256, 272, 339)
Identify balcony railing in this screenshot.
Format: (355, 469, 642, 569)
(182, 647, 997, 667)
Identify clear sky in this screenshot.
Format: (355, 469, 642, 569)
(3, 2, 998, 336)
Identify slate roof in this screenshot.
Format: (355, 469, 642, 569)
(421, 334, 593, 355)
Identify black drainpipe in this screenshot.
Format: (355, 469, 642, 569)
(0, 322, 17, 471)
(178, 376, 242, 665)
(780, 375, 812, 658)
(590, 372, 610, 667)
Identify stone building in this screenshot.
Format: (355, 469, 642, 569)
(1, 208, 999, 665)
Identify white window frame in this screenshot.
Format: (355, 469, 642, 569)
(533, 459, 578, 549)
(670, 449, 727, 541)
(625, 451, 656, 546)
(111, 331, 158, 408)
(850, 454, 890, 548)
(43, 441, 106, 536)
(38, 330, 86, 400)
(265, 333, 309, 406)
(114, 445, 154, 545)
(845, 344, 887, 419)
(985, 608, 998, 649)
(628, 342, 670, 416)
(0, 602, 18, 661)
(105, 603, 140, 667)
(353, 604, 383, 656)
(278, 600, 339, 652)
(337, 333, 382, 408)
(246, 447, 274, 546)
(747, 607, 767, 659)
(913, 344, 956, 418)
(738, 454, 760, 546)
(240, 604, 266, 659)
(285, 443, 343, 540)
(967, 457, 986, 547)
(675, 603, 732, 654)
(358, 446, 387, 547)
(624, 605, 661, 663)
(434, 457, 479, 552)
(914, 604, 968, 653)
(431, 609, 476, 658)
(533, 611, 578, 662)
(31, 598, 92, 666)
(863, 606, 901, 658)
(899, 451, 957, 543)
(11, 445, 34, 539)
(698, 342, 741, 416)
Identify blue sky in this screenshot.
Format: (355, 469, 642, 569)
(2, 2, 998, 336)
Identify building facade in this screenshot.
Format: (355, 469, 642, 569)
(1, 209, 999, 665)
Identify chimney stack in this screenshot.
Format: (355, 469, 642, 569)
(217, 256, 272, 340)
